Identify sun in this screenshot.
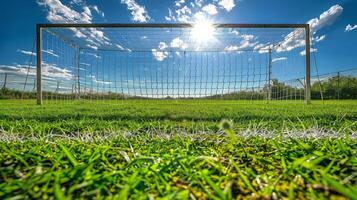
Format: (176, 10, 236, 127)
(191, 20, 215, 44)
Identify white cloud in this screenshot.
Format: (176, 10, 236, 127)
(230, 30, 239, 35)
(241, 34, 255, 41)
(158, 42, 168, 50)
(0, 65, 36, 77)
(152, 49, 169, 61)
(170, 37, 188, 50)
(314, 35, 326, 42)
(164, 0, 237, 24)
(345, 24, 357, 32)
(151, 37, 188, 61)
(38, 0, 92, 23)
(202, 4, 218, 15)
(90, 5, 105, 17)
(300, 48, 318, 56)
(17, 49, 36, 56)
(166, 0, 234, 23)
(276, 5, 343, 53)
(165, 8, 175, 21)
(115, 44, 126, 50)
(238, 40, 258, 50)
(69, 27, 86, 38)
(69, 0, 104, 18)
(85, 52, 102, 59)
(275, 29, 305, 52)
(165, 0, 222, 23)
(120, 0, 150, 22)
(218, 0, 235, 12)
(83, 5, 92, 18)
(194, 0, 204, 8)
(225, 33, 257, 51)
(152, 42, 169, 61)
(175, 5, 192, 22)
(308, 5, 343, 33)
(42, 49, 59, 57)
(70, 0, 83, 5)
(80, 63, 91, 66)
(86, 44, 98, 50)
(224, 45, 239, 51)
(42, 62, 73, 80)
(0, 63, 73, 81)
(88, 75, 111, 85)
(254, 43, 273, 54)
(272, 57, 287, 63)
(175, 0, 185, 7)
(37, 0, 111, 50)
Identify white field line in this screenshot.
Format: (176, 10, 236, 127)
(0, 128, 355, 143)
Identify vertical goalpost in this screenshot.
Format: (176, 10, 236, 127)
(305, 25, 311, 104)
(36, 24, 42, 105)
(36, 23, 311, 105)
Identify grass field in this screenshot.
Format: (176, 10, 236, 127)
(0, 100, 356, 199)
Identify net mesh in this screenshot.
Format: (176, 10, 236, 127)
(1, 25, 313, 102)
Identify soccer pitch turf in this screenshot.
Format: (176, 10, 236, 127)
(0, 100, 356, 199)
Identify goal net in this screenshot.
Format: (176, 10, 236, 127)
(35, 24, 311, 104)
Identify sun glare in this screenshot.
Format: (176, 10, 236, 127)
(191, 20, 215, 44)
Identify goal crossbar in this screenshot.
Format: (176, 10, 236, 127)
(37, 23, 309, 28)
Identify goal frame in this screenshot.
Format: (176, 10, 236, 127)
(36, 23, 311, 105)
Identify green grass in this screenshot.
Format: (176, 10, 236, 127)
(0, 100, 356, 199)
(1, 100, 356, 134)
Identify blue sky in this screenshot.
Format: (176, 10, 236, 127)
(0, 0, 356, 97)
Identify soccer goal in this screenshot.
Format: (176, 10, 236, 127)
(36, 23, 311, 105)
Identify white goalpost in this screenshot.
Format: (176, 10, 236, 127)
(36, 23, 311, 105)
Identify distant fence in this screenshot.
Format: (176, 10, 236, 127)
(310, 68, 357, 100)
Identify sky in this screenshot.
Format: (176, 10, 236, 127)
(0, 0, 356, 97)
